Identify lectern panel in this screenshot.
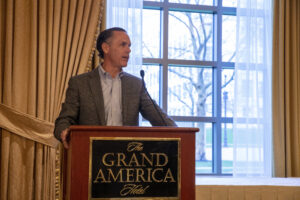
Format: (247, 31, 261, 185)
(64, 126, 197, 200)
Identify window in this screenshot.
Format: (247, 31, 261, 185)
(142, 0, 236, 175)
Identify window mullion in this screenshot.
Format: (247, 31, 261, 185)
(162, 2, 169, 112)
(213, 0, 223, 175)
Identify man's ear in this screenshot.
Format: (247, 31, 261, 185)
(102, 42, 110, 55)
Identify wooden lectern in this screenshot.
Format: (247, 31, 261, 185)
(64, 126, 198, 200)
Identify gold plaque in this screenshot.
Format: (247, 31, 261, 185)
(89, 137, 181, 200)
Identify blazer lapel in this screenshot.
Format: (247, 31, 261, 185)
(121, 73, 130, 125)
(88, 68, 106, 125)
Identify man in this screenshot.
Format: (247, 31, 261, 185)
(54, 27, 176, 148)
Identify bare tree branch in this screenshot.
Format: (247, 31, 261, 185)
(184, 83, 195, 115)
(227, 51, 236, 62)
(169, 13, 191, 33)
(169, 68, 198, 89)
(169, 47, 193, 58)
(186, 12, 201, 59)
(204, 82, 212, 90)
(169, 89, 193, 111)
(143, 41, 155, 58)
(222, 71, 235, 89)
(199, 14, 207, 58)
(206, 72, 235, 97)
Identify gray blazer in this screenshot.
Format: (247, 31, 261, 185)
(54, 68, 176, 140)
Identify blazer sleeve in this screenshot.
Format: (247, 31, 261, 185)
(139, 85, 177, 127)
(54, 77, 80, 141)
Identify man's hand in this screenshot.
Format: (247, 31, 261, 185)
(60, 128, 70, 149)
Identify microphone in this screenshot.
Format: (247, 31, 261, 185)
(140, 70, 167, 126)
(140, 69, 145, 79)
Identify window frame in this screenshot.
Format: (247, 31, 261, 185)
(142, 0, 236, 176)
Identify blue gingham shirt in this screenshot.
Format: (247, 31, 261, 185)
(98, 66, 123, 126)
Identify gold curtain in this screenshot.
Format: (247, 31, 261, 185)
(90, 0, 107, 70)
(273, 0, 300, 177)
(0, 0, 104, 199)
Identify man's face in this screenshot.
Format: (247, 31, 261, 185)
(103, 31, 131, 68)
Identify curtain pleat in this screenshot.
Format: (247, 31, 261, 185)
(273, 0, 300, 177)
(0, 1, 104, 200)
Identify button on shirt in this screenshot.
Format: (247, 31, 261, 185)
(98, 66, 123, 126)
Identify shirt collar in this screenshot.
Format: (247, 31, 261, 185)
(99, 65, 124, 79)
